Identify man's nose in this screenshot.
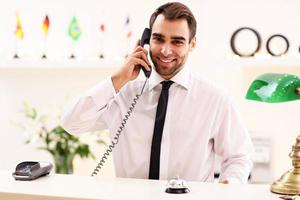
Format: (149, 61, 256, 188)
(160, 44, 172, 56)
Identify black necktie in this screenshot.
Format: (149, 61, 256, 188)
(149, 81, 174, 179)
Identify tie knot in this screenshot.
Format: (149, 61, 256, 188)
(161, 81, 174, 90)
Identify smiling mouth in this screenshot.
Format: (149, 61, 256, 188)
(158, 57, 175, 64)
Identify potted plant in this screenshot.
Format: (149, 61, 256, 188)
(18, 102, 106, 174)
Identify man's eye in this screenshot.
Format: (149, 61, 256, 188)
(173, 40, 184, 45)
(153, 37, 163, 42)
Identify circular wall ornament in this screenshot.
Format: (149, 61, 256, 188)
(266, 34, 289, 56)
(230, 27, 262, 57)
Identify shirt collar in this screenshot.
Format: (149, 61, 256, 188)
(148, 66, 191, 91)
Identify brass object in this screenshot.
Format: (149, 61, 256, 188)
(271, 135, 300, 195)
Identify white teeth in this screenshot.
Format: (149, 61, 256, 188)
(160, 58, 173, 63)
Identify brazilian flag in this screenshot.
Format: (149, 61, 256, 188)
(68, 16, 81, 41)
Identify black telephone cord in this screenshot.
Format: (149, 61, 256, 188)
(91, 78, 148, 176)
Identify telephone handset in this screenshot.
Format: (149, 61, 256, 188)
(139, 28, 152, 78)
(91, 28, 151, 176)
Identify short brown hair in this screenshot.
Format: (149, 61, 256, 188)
(149, 2, 197, 42)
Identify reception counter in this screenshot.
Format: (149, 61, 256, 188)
(0, 170, 281, 200)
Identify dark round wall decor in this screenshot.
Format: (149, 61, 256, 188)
(266, 34, 289, 56)
(230, 27, 262, 57)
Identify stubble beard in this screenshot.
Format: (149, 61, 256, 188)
(150, 51, 188, 79)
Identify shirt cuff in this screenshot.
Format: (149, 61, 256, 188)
(87, 77, 117, 109)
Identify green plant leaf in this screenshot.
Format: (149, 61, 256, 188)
(22, 101, 37, 119)
(19, 102, 103, 172)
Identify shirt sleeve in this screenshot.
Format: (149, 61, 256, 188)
(61, 77, 117, 134)
(213, 95, 254, 184)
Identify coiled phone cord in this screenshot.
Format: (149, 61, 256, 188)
(91, 78, 148, 176)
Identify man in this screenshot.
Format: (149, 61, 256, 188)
(61, 2, 253, 183)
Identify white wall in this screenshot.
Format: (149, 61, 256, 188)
(1, 0, 300, 182)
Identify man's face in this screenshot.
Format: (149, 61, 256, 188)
(150, 14, 196, 80)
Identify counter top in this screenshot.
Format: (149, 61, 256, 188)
(0, 170, 281, 200)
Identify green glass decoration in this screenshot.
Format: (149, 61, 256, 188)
(246, 73, 300, 103)
(246, 73, 300, 195)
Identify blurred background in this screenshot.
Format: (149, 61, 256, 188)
(1, 0, 300, 183)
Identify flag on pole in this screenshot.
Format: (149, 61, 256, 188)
(98, 22, 106, 59)
(68, 16, 82, 41)
(42, 15, 50, 35)
(99, 24, 105, 32)
(124, 16, 132, 38)
(15, 14, 24, 39)
(125, 16, 130, 25)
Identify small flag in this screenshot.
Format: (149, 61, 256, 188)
(124, 16, 132, 39)
(42, 15, 50, 35)
(15, 14, 24, 39)
(127, 31, 132, 38)
(68, 16, 82, 41)
(125, 16, 130, 26)
(99, 24, 105, 32)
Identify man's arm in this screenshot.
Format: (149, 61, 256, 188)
(61, 42, 151, 134)
(61, 77, 117, 134)
(214, 96, 254, 184)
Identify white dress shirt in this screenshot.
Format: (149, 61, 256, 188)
(61, 66, 253, 183)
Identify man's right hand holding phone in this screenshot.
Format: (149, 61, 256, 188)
(112, 41, 151, 93)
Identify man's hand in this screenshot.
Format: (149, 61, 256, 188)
(112, 40, 151, 92)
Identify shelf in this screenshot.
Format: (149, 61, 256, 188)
(0, 59, 123, 70)
(228, 55, 300, 68)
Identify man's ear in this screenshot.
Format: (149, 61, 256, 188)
(189, 37, 196, 52)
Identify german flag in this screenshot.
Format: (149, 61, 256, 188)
(42, 15, 50, 35)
